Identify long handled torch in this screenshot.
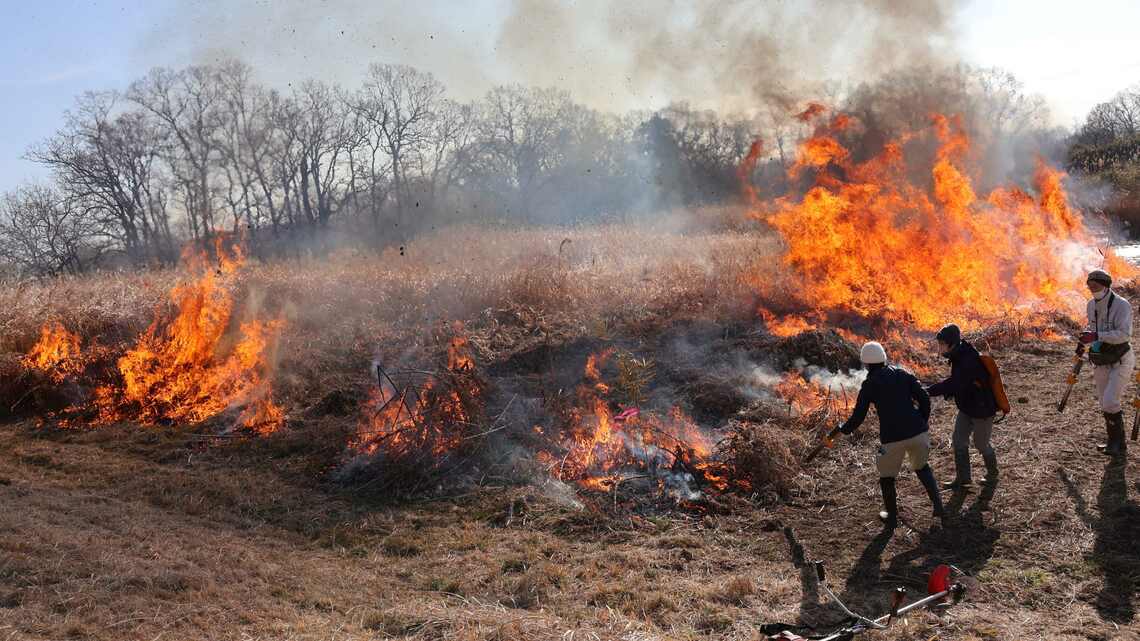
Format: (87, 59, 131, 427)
(803, 424, 843, 463)
(1132, 370, 1140, 441)
(1057, 344, 1086, 413)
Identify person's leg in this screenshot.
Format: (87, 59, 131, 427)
(1099, 357, 1132, 455)
(908, 433, 944, 520)
(1107, 351, 1136, 454)
(875, 442, 904, 528)
(878, 477, 898, 529)
(943, 411, 973, 488)
(1094, 364, 1115, 453)
(971, 416, 998, 484)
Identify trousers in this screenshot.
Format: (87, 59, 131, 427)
(1093, 348, 1136, 413)
(875, 432, 931, 478)
(952, 412, 994, 455)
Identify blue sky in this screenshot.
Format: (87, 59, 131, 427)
(0, 2, 174, 186)
(4, 0, 1140, 190)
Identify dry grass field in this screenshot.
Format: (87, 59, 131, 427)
(0, 221, 1136, 640)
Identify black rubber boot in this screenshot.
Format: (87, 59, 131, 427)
(915, 465, 946, 524)
(878, 477, 898, 529)
(981, 449, 999, 485)
(1105, 412, 1127, 457)
(941, 449, 973, 490)
(1094, 410, 1121, 451)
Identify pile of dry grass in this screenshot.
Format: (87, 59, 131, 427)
(716, 418, 805, 498)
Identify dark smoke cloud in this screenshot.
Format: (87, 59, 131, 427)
(139, 0, 964, 113)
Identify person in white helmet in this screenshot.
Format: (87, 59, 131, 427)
(1080, 269, 1134, 457)
(838, 341, 945, 529)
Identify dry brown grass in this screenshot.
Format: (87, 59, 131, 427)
(0, 223, 775, 416)
(1, 223, 1137, 640)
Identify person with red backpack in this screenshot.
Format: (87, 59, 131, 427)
(927, 324, 1000, 490)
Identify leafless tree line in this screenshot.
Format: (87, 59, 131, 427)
(0, 59, 763, 277)
(0, 60, 1058, 277)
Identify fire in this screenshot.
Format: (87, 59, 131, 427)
(93, 239, 285, 433)
(759, 309, 817, 337)
(351, 325, 480, 461)
(539, 351, 726, 493)
(774, 373, 822, 415)
(744, 106, 1137, 333)
(23, 321, 83, 381)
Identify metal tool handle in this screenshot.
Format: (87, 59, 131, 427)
(1132, 402, 1140, 441)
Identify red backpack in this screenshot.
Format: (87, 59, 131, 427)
(978, 353, 1010, 419)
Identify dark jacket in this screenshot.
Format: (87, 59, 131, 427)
(840, 365, 931, 444)
(927, 339, 997, 419)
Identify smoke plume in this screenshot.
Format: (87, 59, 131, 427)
(141, 0, 964, 113)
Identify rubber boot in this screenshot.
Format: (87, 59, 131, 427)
(915, 465, 946, 525)
(1094, 410, 1121, 451)
(941, 449, 973, 490)
(981, 449, 999, 485)
(1103, 412, 1127, 457)
(878, 477, 898, 529)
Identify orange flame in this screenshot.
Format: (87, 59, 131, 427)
(540, 351, 726, 492)
(759, 309, 817, 337)
(352, 325, 480, 460)
(745, 110, 1136, 332)
(94, 239, 284, 432)
(23, 322, 83, 381)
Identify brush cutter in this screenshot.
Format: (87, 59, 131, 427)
(803, 424, 844, 463)
(762, 561, 967, 641)
(1057, 343, 1086, 413)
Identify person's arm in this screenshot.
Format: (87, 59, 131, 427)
(911, 374, 931, 421)
(1099, 296, 1133, 343)
(926, 371, 960, 398)
(839, 382, 872, 434)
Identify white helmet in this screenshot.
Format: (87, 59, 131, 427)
(860, 341, 887, 365)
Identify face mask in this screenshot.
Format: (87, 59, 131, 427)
(1093, 288, 1109, 301)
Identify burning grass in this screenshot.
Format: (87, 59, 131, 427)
(742, 106, 1136, 334)
(12, 238, 286, 433)
(0, 215, 1137, 637)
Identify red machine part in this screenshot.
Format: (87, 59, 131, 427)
(928, 564, 952, 596)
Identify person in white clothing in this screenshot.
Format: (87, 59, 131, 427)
(1079, 269, 1134, 457)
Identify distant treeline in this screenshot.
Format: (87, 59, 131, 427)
(1067, 86, 1140, 231)
(1, 60, 1098, 278)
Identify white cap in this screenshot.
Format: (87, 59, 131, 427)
(860, 341, 887, 364)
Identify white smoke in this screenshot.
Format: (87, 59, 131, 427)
(794, 358, 868, 397)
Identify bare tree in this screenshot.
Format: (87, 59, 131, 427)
(476, 85, 577, 219)
(28, 92, 175, 265)
(128, 66, 224, 241)
(354, 64, 446, 238)
(293, 81, 355, 232)
(1074, 86, 1140, 147)
(0, 184, 107, 277)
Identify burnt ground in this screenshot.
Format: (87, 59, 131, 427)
(0, 330, 1138, 640)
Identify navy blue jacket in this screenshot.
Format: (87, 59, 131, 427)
(927, 340, 997, 419)
(840, 365, 931, 444)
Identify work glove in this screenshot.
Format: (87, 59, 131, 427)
(1079, 331, 1098, 344)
